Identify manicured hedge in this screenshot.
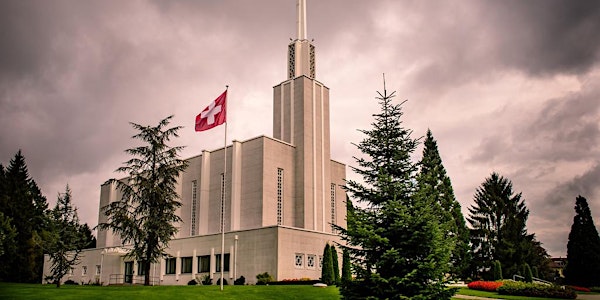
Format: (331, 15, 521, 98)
(497, 281, 576, 299)
(467, 281, 503, 292)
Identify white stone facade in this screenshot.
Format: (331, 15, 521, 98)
(42, 0, 347, 286)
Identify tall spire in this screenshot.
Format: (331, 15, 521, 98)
(288, 0, 315, 79)
(297, 0, 307, 40)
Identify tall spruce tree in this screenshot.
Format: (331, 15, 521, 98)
(341, 248, 352, 283)
(98, 116, 188, 286)
(0, 151, 49, 282)
(338, 83, 454, 299)
(565, 195, 600, 287)
(467, 173, 536, 279)
(416, 129, 470, 280)
(330, 244, 340, 284)
(45, 186, 87, 287)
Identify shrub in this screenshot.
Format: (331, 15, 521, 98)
(216, 278, 228, 285)
(523, 264, 533, 283)
(591, 286, 600, 293)
(256, 272, 273, 285)
(467, 280, 503, 292)
(200, 274, 212, 285)
(64, 279, 78, 285)
(234, 276, 245, 285)
(187, 279, 198, 285)
(493, 261, 503, 280)
(497, 280, 576, 299)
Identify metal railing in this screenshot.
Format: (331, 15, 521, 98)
(512, 274, 552, 285)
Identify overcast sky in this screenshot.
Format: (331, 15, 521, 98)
(2, 0, 599, 257)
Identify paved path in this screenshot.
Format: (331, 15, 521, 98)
(578, 295, 600, 300)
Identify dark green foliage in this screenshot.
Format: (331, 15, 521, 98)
(234, 276, 245, 285)
(0, 151, 49, 283)
(532, 266, 538, 279)
(97, 116, 188, 286)
(497, 280, 576, 299)
(44, 186, 88, 287)
(321, 244, 334, 285)
(417, 129, 470, 280)
(0, 212, 17, 258)
(187, 279, 198, 285)
(337, 85, 454, 299)
(201, 274, 212, 285)
(493, 261, 503, 280)
(565, 195, 600, 287)
(256, 272, 273, 285)
(78, 223, 96, 249)
(330, 245, 340, 284)
(216, 278, 228, 285)
(467, 173, 546, 280)
(523, 264, 533, 283)
(341, 248, 352, 283)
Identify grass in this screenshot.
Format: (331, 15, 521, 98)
(453, 287, 582, 300)
(0, 283, 340, 300)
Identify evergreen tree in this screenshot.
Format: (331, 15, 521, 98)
(522, 263, 533, 283)
(493, 260, 502, 280)
(416, 129, 470, 280)
(338, 83, 454, 299)
(45, 186, 87, 287)
(0, 212, 17, 258)
(78, 223, 97, 249)
(565, 195, 600, 287)
(341, 248, 352, 283)
(0, 151, 49, 282)
(467, 173, 534, 279)
(330, 244, 340, 284)
(321, 243, 334, 285)
(97, 116, 188, 286)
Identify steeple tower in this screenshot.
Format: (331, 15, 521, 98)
(288, 0, 315, 79)
(273, 0, 332, 232)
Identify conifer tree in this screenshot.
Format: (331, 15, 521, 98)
(338, 83, 454, 299)
(0, 151, 49, 282)
(565, 195, 600, 287)
(98, 116, 188, 286)
(416, 129, 470, 280)
(341, 248, 352, 283)
(330, 244, 340, 285)
(468, 173, 534, 279)
(321, 243, 334, 285)
(45, 186, 87, 287)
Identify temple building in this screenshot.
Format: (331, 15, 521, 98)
(43, 0, 346, 285)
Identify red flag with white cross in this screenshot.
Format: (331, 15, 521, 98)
(195, 90, 227, 132)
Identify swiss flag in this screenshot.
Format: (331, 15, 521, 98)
(195, 90, 227, 132)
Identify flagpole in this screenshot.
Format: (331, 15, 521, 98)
(220, 85, 228, 291)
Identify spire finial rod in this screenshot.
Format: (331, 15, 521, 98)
(297, 0, 307, 40)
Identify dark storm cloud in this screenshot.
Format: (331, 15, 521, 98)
(483, 0, 600, 76)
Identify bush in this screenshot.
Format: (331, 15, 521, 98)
(64, 279, 78, 285)
(256, 272, 273, 285)
(216, 278, 228, 285)
(591, 286, 600, 293)
(467, 280, 503, 292)
(234, 276, 245, 285)
(201, 274, 212, 285)
(271, 278, 320, 285)
(497, 281, 576, 299)
(187, 279, 198, 285)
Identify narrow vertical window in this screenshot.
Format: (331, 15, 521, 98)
(191, 180, 198, 236)
(330, 183, 336, 230)
(277, 168, 284, 225)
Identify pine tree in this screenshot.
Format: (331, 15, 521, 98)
(338, 82, 454, 299)
(321, 243, 334, 285)
(45, 185, 87, 287)
(0, 151, 49, 282)
(565, 195, 600, 287)
(493, 260, 502, 280)
(98, 116, 188, 286)
(330, 244, 340, 285)
(416, 129, 470, 280)
(522, 263, 533, 283)
(78, 223, 97, 249)
(468, 173, 535, 279)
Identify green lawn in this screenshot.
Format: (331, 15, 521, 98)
(0, 283, 340, 300)
(453, 287, 580, 300)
